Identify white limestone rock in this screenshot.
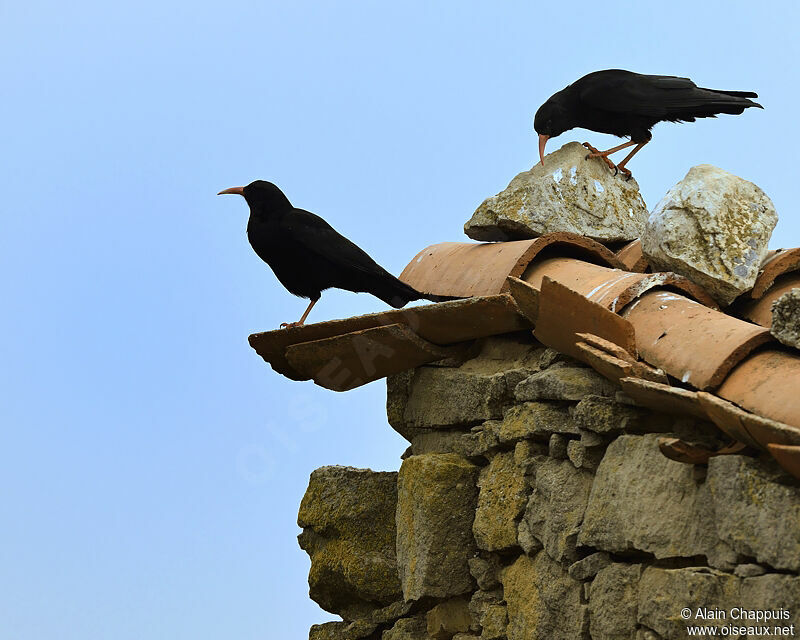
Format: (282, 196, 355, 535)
(771, 288, 800, 349)
(642, 164, 778, 305)
(464, 142, 648, 242)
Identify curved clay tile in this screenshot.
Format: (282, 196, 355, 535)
(615, 239, 649, 273)
(717, 350, 800, 429)
(696, 392, 764, 449)
(618, 377, 707, 419)
(285, 323, 468, 392)
(399, 232, 625, 298)
(532, 276, 637, 360)
(523, 257, 718, 311)
(767, 443, 800, 480)
(749, 247, 800, 299)
(621, 291, 772, 390)
(249, 294, 529, 382)
(737, 272, 800, 328)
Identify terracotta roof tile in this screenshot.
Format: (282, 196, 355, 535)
(696, 392, 764, 449)
(736, 272, 800, 328)
(249, 294, 529, 384)
(575, 334, 668, 384)
(399, 232, 624, 298)
(621, 290, 772, 390)
(717, 349, 800, 428)
(615, 239, 649, 273)
(767, 443, 800, 479)
(248, 232, 800, 472)
(523, 257, 718, 311)
(750, 247, 800, 299)
(658, 438, 750, 465)
(618, 377, 707, 419)
(285, 323, 469, 392)
(533, 276, 636, 360)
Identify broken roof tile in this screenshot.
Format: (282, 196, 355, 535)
(505, 276, 540, 324)
(622, 290, 772, 390)
(286, 323, 469, 392)
(615, 239, 649, 273)
(533, 276, 636, 360)
(750, 247, 800, 299)
(695, 392, 764, 449)
(736, 272, 800, 328)
(766, 443, 800, 481)
(522, 257, 718, 311)
(618, 377, 707, 419)
(249, 294, 529, 382)
(575, 334, 668, 384)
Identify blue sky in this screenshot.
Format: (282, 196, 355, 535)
(1, 1, 798, 638)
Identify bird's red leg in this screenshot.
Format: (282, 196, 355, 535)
(280, 299, 317, 329)
(614, 140, 649, 180)
(582, 140, 638, 172)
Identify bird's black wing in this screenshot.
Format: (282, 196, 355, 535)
(578, 72, 756, 120)
(285, 208, 394, 279)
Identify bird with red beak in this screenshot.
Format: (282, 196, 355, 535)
(218, 180, 456, 328)
(533, 69, 761, 178)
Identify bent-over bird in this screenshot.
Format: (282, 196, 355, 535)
(534, 69, 762, 178)
(218, 180, 454, 328)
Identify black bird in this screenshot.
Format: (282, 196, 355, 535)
(534, 69, 762, 178)
(218, 180, 453, 327)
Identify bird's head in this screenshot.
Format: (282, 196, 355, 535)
(217, 180, 292, 214)
(533, 97, 572, 165)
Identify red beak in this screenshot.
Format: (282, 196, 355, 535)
(538, 134, 549, 166)
(217, 186, 245, 196)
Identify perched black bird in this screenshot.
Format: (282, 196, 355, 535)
(218, 180, 453, 327)
(534, 69, 762, 178)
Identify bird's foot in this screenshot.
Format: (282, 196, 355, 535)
(280, 321, 305, 329)
(615, 166, 633, 181)
(582, 142, 617, 172)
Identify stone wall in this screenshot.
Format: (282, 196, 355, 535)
(297, 333, 800, 640)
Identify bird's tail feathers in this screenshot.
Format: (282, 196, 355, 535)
(700, 87, 763, 109)
(703, 88, 759, 98)
(374, 277, 463, 308)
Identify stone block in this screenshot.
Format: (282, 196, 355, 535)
(501, 551, 588, 640)
(396, 454, 479, 601)
(707, 454, 800, 572)
(382, 615, 428, 640)
(388, 367, 515, 440)
(464, 141, 648, 242)
(427, 598, 472, 640)
(549, 433, 568, 459)
(566, 439, 604, 471)
(740, 573, 800, 628)
(588, 563, 641, 640)
(572, 395, 663, 435)
(515, 366, 617, 403)
(638, 567, 740, 640)
(522, 457, 594, 563)
(642, 164, 777, 305)
(467, 589, 507, 639)
(499, 401, 576, 441)
(297, 466, 401, 619)
(568, 551, 611, 581)
(468, 555, 502, 592)
(309, 620, 378, 640)
(578, 435, 734, 563)
(473, 451, 529, 552)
